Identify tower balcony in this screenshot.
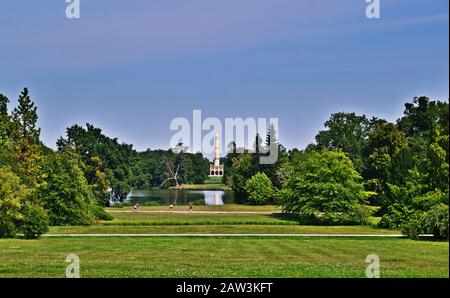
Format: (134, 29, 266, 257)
(209, 164, 224, 177)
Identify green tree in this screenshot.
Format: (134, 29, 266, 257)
(365, 123, 412, 207)
(398, 96, 448, 138)
(226, 152, 255, 202)
(376, 98, 449, 232)
(57, 123, 137, 204)
(265, 123, 278, 148)
(39, 150, 97, 225)
(0, 93, 10, 136)
(422, 204, 449, 240)
(245, 172, 275, 205)
(314, 112, 386, 174)
(0, 94, 14, 169)
(0, 167, 32, 237)
(17, 201, 49, 239)
(280, 150, 366, 224)
(10, 88, 43, 186)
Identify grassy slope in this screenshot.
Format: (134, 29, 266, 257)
(0, 237, 447, 277)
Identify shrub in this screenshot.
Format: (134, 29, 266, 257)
(0, 167, 31, 238)
(422, 204, 449, 240)
(93, 204, 113, 221)
(280, 150, 366, 224)
(378, 203, 416, 229)
(400, 212, 424, 240)
(398, 204, 448, 240)
(355, 205, 373, 225)
(245, 172, 275, 205)
(18, 202, 49, 239)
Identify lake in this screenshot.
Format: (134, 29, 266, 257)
(125, 189, 235, 206)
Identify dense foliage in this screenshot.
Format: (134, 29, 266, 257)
(245, 172, 275, 205)
(279, 150, 366, 224)
(224, 97, 448, 238)
(1, 87, 448, 240)
(39, 149, 97, 226)
(0, 88, 214, 238)
(1, 89, 109, 238)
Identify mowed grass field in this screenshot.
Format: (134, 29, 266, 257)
(0, 237, 447, 278)
(0, 206, 448, 278)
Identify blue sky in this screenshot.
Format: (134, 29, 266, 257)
(0, 0, 448, 151)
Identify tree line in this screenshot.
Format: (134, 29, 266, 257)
(224, 97, 448, 239)
(1, 88, 448, 239)
(0, 88, 209, 238)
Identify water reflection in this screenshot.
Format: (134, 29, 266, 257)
(204, 192, 223, 206)
(125, 189, 234, 206)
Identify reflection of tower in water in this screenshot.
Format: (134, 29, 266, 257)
(204, 191, 224, 205)
(214, 194, 220, 205)
(209, 132, 224, 177)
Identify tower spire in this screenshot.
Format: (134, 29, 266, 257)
(209, 132, 224, 177)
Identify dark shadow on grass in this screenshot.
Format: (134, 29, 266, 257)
(268, 213, 360, 226)
(416, 236, 448, 242)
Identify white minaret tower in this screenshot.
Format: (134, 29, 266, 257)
(214, 132, 220, 167)
(209, 132, 224, 177)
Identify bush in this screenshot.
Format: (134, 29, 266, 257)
(18, 202, 49, 239)
(422, 204, 449, 240)
(398, 204, 448, 240)
(378, 203, 416, 229)
(400, 212, 424, 240)
(93, 204, 113, 221)
(245, 172, 275, 205)
(0, 167, 31, 238)
(280, 150, 366, 224)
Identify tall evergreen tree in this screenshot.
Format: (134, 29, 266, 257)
(265, 123, 278, 147)
(0, 93, 8, 118)
(0, 94, 10, 138)
(12, 88, 40, 143)
(10, 88, 43, 186)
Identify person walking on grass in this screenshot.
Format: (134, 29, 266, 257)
(189, 202, 193, 212)
(169, 204, 174, 211)
(134, 201, 140, 211)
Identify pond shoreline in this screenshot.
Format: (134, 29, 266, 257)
(124, 188, 236, 206)
(168, 183, 231, 191)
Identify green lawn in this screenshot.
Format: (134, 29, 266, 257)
(48, 224, 400, 235)
(102, 211, 299, 225)
(203, 177, 224, 184)
(2, 207, 448, 278)
(0, 237, 447, 278)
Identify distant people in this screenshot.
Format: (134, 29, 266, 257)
(134, 202, 140, 210)
(169, 204, 174, 211)
(188, 202, 193, 212)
